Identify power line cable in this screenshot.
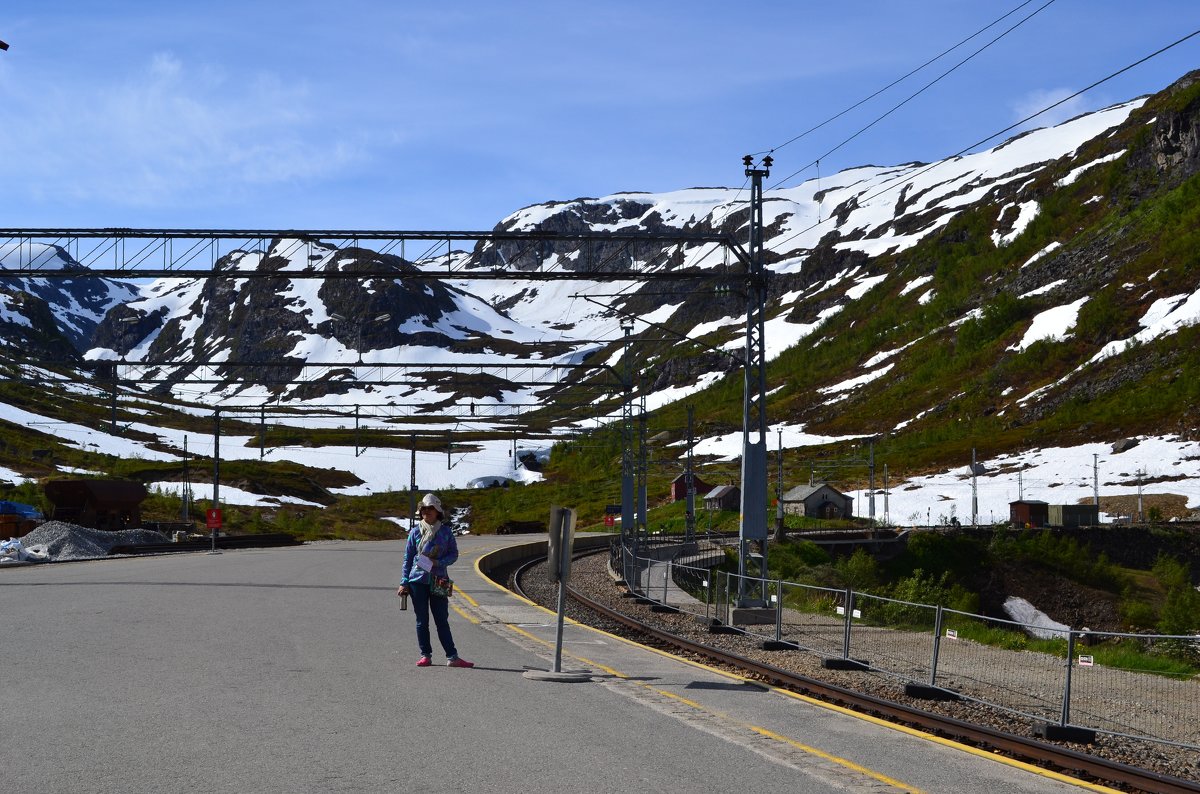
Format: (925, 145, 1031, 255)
(767, 26, 1200, 253)
(684, 2, 1049, 270)
(756, 0, 1046, 159)
(768, 0, 1058, 190)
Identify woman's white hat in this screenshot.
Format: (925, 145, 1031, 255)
(420, 493, 443, 513)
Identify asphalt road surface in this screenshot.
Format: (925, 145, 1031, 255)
(0, 537, 1109, 794)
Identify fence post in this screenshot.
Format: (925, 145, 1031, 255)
(929, 604, 944, 686)
(1061, 631, 1076, 726)
(663, 559, 670, 605)
(775, 579, 783, 642)
(841, 588, 853, 660)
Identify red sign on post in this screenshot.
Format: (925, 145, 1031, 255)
(604, 514, 615, 528)
(206, 508, 223, 529)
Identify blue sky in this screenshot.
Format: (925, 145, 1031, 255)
(0, 1, 1197, 230)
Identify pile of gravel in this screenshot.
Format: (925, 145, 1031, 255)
(18, 521, 170, 562)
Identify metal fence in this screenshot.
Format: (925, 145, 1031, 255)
(611, 539, 1200, 750)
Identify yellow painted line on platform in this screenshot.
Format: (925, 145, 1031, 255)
(646, 685, 923, 792)
(468, 551, 1113, 791)
(505, 623, 625, 679)
(750, 724, 924, 792)
(767, 688, 1121, 792)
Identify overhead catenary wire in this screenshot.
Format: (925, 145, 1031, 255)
(682, 1, 1053, 269)
(766, 26, 1200, 254)
(755, 0, 1049, 160)
(767, 0, 1059, 191)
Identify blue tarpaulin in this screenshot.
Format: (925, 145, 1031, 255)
(0, 500, 43, 519)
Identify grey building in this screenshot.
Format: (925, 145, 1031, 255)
(703, 485, 741, 512)
(781, 483, 853, 519)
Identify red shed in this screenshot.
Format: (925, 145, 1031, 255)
(1009, 500, 1049, 529)
(670, 472, 713, 503)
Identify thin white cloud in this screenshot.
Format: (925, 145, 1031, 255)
(0, 52, 366, 210)
(1010, 88, 1092, 133)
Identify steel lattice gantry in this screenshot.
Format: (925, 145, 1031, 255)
(0, 228, 748, 279)
(0, 224, 771, 555)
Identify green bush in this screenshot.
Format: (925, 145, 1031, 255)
(1158, 585, 1200, 636)
(1152, 553, 1192, 590)
(835, 548, 881, 590)
(889, 531, 987, 585)
(990, 530, 1126, 592)
(768, 539, 831, 581)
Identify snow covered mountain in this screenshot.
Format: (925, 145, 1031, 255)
(0, 243, 136, 356)
(1, 70, 1199, 519)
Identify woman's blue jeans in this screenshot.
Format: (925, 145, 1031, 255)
(408, 579, 458, 659)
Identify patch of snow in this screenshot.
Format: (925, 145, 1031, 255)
(1021, 241, 1062, 269)
(992, 201, 1040, 247)
(1055, 150, 1125, 187)
(1009, 297, 1088, 351)
(899, 275, 933, 297)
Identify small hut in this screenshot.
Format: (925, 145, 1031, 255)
(44, 480, 147, 531)
(704, 485, 740, 512)
(1009, 500, 1049, 529)
(670, 473, 713, 503)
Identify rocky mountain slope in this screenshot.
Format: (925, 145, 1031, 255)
(0, 71, 1199, 504)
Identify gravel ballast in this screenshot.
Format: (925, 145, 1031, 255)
(516, 550, 1200, 785)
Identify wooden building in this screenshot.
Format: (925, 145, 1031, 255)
(1048, 504, 1100, 528)
(703, 485, 740, 512)
(1009, 499, 1049, 529)
(780, 483, 854, 519)
(670, 473, 713, 503)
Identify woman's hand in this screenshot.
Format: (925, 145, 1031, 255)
(397, 585, 410, 596)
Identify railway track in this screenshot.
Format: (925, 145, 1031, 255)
(508, 547, 1200, 794)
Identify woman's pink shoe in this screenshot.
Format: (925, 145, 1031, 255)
(416, 656, 432, 667)
(447, 657, 474, 668)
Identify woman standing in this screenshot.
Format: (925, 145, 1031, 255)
(397, 493, 474, 668)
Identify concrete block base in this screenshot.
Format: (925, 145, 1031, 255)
(523, 669, 592, 683)
(730, 607, 776, 625)
(1032, 722, 1096, 744)
(707, 623, 743, 635)
(904, 683, 960, 701)
(821, 657, 870, 671)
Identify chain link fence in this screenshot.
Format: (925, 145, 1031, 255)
(612, 539, 1199, 750)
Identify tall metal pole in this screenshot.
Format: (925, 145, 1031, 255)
(883, 463, 889, 527)
(260, 404, 266, 459)
(868, 441, 876, 523)
(637, 384, 648, 536)
(1092, 453, 1099, 507)
(211, 409, 221, 554)
(620, 320, 635, 549)
(774, 429, 785, 541)
(971, 448, 978, 526)
(685, 405, 696, 543)
(212, 409, 220, 511)
(182, 435, 191, 522)
(409, 434, 417, 531)
(738, 154, 772, 606)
